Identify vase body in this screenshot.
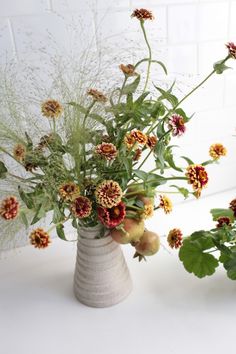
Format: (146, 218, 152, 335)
(73, 224, 132, 308)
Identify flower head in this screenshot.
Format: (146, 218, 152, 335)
(87, 89, 107, 103)
(37, 134, 54, 150)
(209, 143, 227, 160)
(186, 164, 208, 198)
(130, 130, 147, 145)
(58, 182, 80, 201)
(216, 217, 231, 228)
(30, 228, 51, 249)
(131, 8, 154, 21)
(97, 202, 126, 228)
(13, 144, 26, 162)
(119, 64, 137, 76)
(167, 228, 183, 249)
(226, 42, 236, 59)
(229, 198, 236, 217)
(133, 148, 142, 161)
(146, 135, 158, 149)
(95, 180, 123, 208)
(168, 114, 186, 137)
(142, 203, 154, 219)
(71, 196, 92, 218)
(95, 142, 118, 161)
(159, 195, 173, 214)
(41, 99, 63, 119)
(124, 133, 136, 149)
(0, 196, 19, 220)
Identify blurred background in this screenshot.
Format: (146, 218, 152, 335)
(0, 0, 235, 248)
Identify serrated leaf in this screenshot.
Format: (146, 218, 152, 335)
(179, 238, 219, 278)
(0, 161, 7, 178)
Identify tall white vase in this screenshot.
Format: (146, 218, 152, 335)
(74, 224, 133, 308)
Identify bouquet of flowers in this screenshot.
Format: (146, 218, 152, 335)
(0, 8, 233, 265)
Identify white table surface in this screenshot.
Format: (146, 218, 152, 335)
(1, 189, 236, 354)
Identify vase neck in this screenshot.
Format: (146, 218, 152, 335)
(78, 224, 109, 239)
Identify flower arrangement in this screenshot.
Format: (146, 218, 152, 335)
(0, 8, 233, 264)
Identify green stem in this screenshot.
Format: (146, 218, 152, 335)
(47, 216, 70, 234)
(129, 176, 187, 186)
(137, 149, 152, 170)
(148, 55, 230, 135)
(140, 20, 152, 92)
(117, 77, 128, 104)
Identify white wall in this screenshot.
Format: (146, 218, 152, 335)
(0, 0, 236, 198)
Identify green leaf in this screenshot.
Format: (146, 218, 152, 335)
(88, 113, 108, 128)
(0, 161, 7, 178)
(52, 204, 65, 224)
(213, 60, 231, 74)
(135, 92, 150, 105)
(224, 255, 236, 280)
(122, 76, 140, 95)
(170, 185, 189, 199)
(210, 208, 235, 221)
(164, 147, 183, 172)
(201, 160, 214, 166)
(181, 156, 194, 166)
(179, 237, 219, 278)
(19, 211, 29, 228)
(56, 224, 67, 241)
(154, 85, 178, 107)
(31, 203, 46, 225)
(133, 170, 166, 187)
(67, 102, 87, 113)
(135, 58, 168, 75)
(18, 186, 34, 209)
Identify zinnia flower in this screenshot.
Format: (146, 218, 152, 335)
(41, 99, 63, 118)
(95, 180, 123, 208)
(119, 64, 137, 76)
(167, 228, 183, 249)
(186, 164, 208, 198)
(71, 196, 92, 218)
(226, 42, 236, 59)
(95, 142, 118, 161)
(168, 114, 186, 137)
(130, 130, 147, 145)
(30, 228, 51, 249)
(131, 8, 154, 21)
(59, 182, 80, 201)
(209, 143, 227, 160)
(124, 133, 136, 149)
(0, 196, 19, 220)
(13, 144, 26, 162)
(216, 217, 231, 228)
(146, 135, 158, 149)
(97, 202, 126, 228)
(159, 195, 173, 214)
(87, 89, 107, 103)
(229, 198, 236, 217)
(142, 203, 154, 219)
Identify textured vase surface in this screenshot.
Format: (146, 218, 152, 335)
(74, 224, 132, 308)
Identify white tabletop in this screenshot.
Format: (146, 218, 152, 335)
(1, 190, 236, 354)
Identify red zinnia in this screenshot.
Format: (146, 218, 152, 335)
(131, 8, 154, 21)
(168, 114, 186, 137)
(0, 196, 19, 220)
(97, 202, 126, 228)
(71, 196, 92, 218)
(226, 42, 236, 59)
